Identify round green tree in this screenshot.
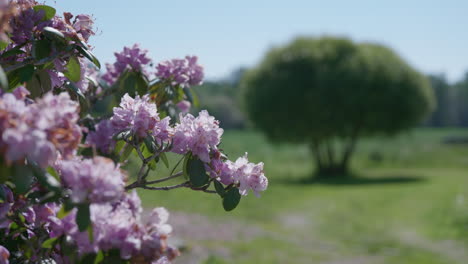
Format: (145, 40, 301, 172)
(241, 36, 435, 176)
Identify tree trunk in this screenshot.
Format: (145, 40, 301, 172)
(310, 141, 323, 172)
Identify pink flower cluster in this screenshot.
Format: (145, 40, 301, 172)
(55, 157, 126, 204)
(86, 93, 268, 197)
(102, 44, 152, 85)
(155, 56, 204, 88)
(208, 152, 268, 197)
(87, 94, 172, 153)
(0, 90, 81, 168)
(1, 1, 96, 93)
(171, 110, 223, 163)
(50, 191, 178, 263)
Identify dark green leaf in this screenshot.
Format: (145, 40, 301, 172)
(143, 135, 156, 153)
(30, 163, 61, 191)
(0, 185, 5, 202)
(64, 56, 81, 82)
(65, 81, 85, 100)
(26, 70, 52, 98)
(214, 180, 226, 197)
(32, 39, 51, 60)
(222, 187, 241, 211)
(0, 48, 25, 59)
(43, 27, 66, 44)
(33, 5, 56, 21)
(187, 156, 208, 187)
(18, 64, 35, 83)
(63, 199, 75, 212)
(12, 165, 34, 194)
(113, 130, 131, 141)
(120, 72, 136, 96)
(76, 203, 91, 232)
(80, 253, 97, 264)
(182, 153, 191, 180)
(135, 72, 148, 96)
(0, 65, 7, 90)
(76, 45, 101, 69)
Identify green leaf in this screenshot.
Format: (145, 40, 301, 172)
(120, 143, 134, 162)
(57, 205, 70, 219)
(148, 159, 157, 170)
(87, 224, 94, 242)
(32, 39, 51, 60)
(47, 167, 60, 181)
(187, 156, 209, 187)
(43, 27, 66, 44)
(0, 185, 5, 202)
(135, 72, 148, 96)
(0, 48, 25, 59)
(0, 65, 7, 90)
(76, 203, 91, 232)
(214, 180, 226, 197)
(113, 130, 132, 141)
(65, 81, 85, 100)
(113, 140, 126, 156)
(0, 41, 8, 51)
(33, 5, 56, 21)
(18, 64, 35, 83)
(160, 152, 169, 168)
(76, 45, 101, 69)
(64, 56, 81, 82)
(26, 70, 52, 98)
(94, 251, 104, 264)
(182, 153, 191, 180)
(222, 187, 241, 211)
(12, 165, 34, 194)
(42, 237, 58, 249)
(80, 253, 97, 264)
(30, 163, 61, 191)
(143, 135, 156, 153)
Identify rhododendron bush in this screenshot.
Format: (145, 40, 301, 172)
(0, 1, 268, 263)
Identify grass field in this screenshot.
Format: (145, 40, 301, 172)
(126, 128, 468, 264)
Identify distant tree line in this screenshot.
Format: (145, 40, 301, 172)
(425, 73, 468, 127)
(196, 66, 468, 131)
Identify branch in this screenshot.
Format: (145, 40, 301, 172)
(140, 181, 189, 191)
(145, 171, 183, 185)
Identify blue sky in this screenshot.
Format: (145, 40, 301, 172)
(45, 0, 468, 82)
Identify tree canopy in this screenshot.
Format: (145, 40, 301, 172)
(241, 36, 435, 175)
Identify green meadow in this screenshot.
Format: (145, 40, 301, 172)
(125, 128, 468, 264)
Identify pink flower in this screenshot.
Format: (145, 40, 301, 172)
(176, 100, 191, 113)
(0, 245, 9, 264)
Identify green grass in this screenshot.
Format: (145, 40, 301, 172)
(128, 128, 468, 264)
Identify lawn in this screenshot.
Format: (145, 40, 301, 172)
(126, 128, 468, 264)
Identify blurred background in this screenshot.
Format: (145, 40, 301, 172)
(48, 0, 468, 263)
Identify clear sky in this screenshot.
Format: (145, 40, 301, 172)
(45, 0, 468, 82)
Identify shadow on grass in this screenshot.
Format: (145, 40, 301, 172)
(276, 172, 426, 186)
